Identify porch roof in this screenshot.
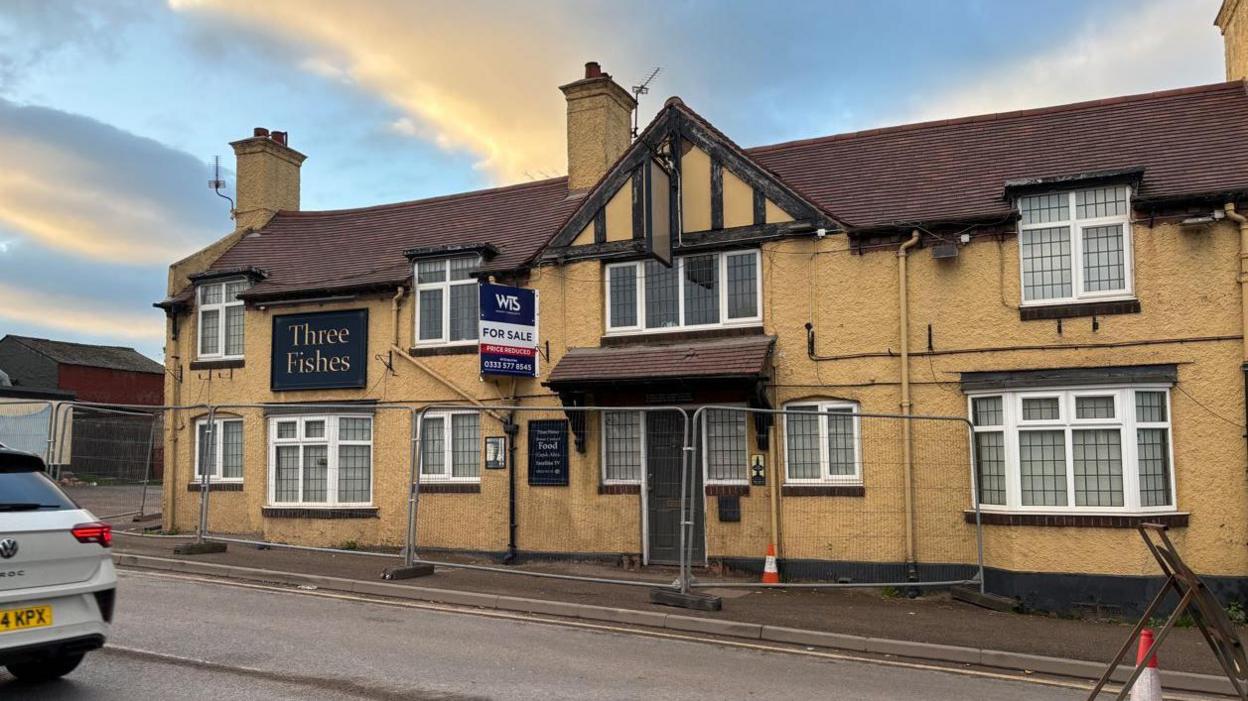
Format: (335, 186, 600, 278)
(544, 335, 775, 387)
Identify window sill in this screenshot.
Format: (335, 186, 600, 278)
(262, 506, 379, 519)
(706, 484, 750, 496)
(964, 511, 1187, 528)
(599, 484, 641, 495)
(1019, 299, 1140, 321)
(418, 482, 481, 494)
(782, 485, 865, 497)
(600, 325, 765, 347)
(189, 358, 245, 370)
(187, 482, 244, 492)
(407, 344, 478, 357)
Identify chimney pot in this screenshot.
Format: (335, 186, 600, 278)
(253, 127, 270, 138)
(271, 131, 287, 146)
(585, 61, 602, 79)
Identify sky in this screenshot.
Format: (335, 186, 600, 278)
(0, 0, 1227, 362)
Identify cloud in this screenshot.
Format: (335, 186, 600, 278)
(168, 0, 625, 183)
(0, 97, 228, 263)
(907, 0, 1223, 123)
(0, 283, 164, 343)
(0, 0, 147, 93)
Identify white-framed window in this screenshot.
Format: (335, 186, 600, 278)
(605, 249, 761, 333)
(969, 386, 1175, 513)
(197, 278, 248, 359)
(414, 256, 480, 346)
(195, 418, 243, 482)
(268, 415, 372, 506)
(703, 409, 748, 483)
(602, 411, 644, 484)
(783, 401, 861, 485)
(1017, 185, 1133, 306)
(419, 410, 480, 481)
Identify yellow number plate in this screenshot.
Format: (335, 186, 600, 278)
(0, 605, 52, 632)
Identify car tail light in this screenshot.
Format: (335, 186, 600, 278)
(72, 522, 112, 548)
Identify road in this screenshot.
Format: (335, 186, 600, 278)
(0, 569, 1103, 700)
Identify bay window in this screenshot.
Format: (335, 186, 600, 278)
(415, 256, 480, 345)
(1018, 185, 1133, 305)
(197, 278, 248, 359)
(268, 415, 372, 506)
(420, 410, 480, 481)
(605, 250, 760, 333)
(783, 401, 861, 484)
(970, 387, 1174, 512)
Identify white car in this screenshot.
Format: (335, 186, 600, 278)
(0, 446, 115, 682)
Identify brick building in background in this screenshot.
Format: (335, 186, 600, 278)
(0, 335, 164, 405)
(0, 335, 164, 479)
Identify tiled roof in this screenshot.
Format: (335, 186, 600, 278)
(545, 335, 775, 385)
(749, 81, 1248, 229)
(192, 81, 1248, 299)
(3, 335, 163, 374)
(206, 177, 582, 301)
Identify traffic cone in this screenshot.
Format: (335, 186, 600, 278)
(1130, 628, 1163, 701)
(761, 543, 780, 584)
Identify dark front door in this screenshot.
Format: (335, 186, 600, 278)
(646, 410, 704, 565)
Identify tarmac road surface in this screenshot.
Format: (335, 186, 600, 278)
(0, 569, 1110, 700)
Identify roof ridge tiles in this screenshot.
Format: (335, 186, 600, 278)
(746, 80, 1246, 155)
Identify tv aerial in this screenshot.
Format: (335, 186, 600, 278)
(209, 155, 234, 212)
(631, 67, 661, 139)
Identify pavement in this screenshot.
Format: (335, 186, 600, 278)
(0, 569, 1106, 700)
(111, 534, 1243, 682)
(65, 482, 158, 521)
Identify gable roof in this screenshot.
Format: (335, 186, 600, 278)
(179, 81, 1248, 302)
(542, 97, 844, 254)
(2, 335, 163, 375)
(749, 81, 1248, 230)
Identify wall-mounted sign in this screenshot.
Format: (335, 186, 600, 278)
(485, 436, 507, 470)
(527, 419, 568, 486)
(750, 454, 766, 486)
(271, 309, 368, 391)
(479, 282, 539, 377)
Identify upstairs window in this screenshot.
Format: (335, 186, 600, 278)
(1018, 186, 1133, 305)
(197, 278, 248, 359)
(415, 256, 480, 345)
(605, 250, 761, 333)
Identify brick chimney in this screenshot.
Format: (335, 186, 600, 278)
(229, 127, 306, 231)
(1217, 0, 1248, 81)
(560, 62, 637, 192)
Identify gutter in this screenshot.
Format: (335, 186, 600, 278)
(897, 231, 921, 584)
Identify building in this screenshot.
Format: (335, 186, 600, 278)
(0, 335, 164, 405)
(157, 4, 1248, 612)
(0, 335, 164, 474)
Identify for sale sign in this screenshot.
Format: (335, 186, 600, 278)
(479, 282, 539, 377)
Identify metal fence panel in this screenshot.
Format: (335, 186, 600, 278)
(687, 406, 983, 590)
(0, 400, 53, 459)
(58, 404, 162, 524)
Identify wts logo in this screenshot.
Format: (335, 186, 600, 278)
(495, 294, 521, 312)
